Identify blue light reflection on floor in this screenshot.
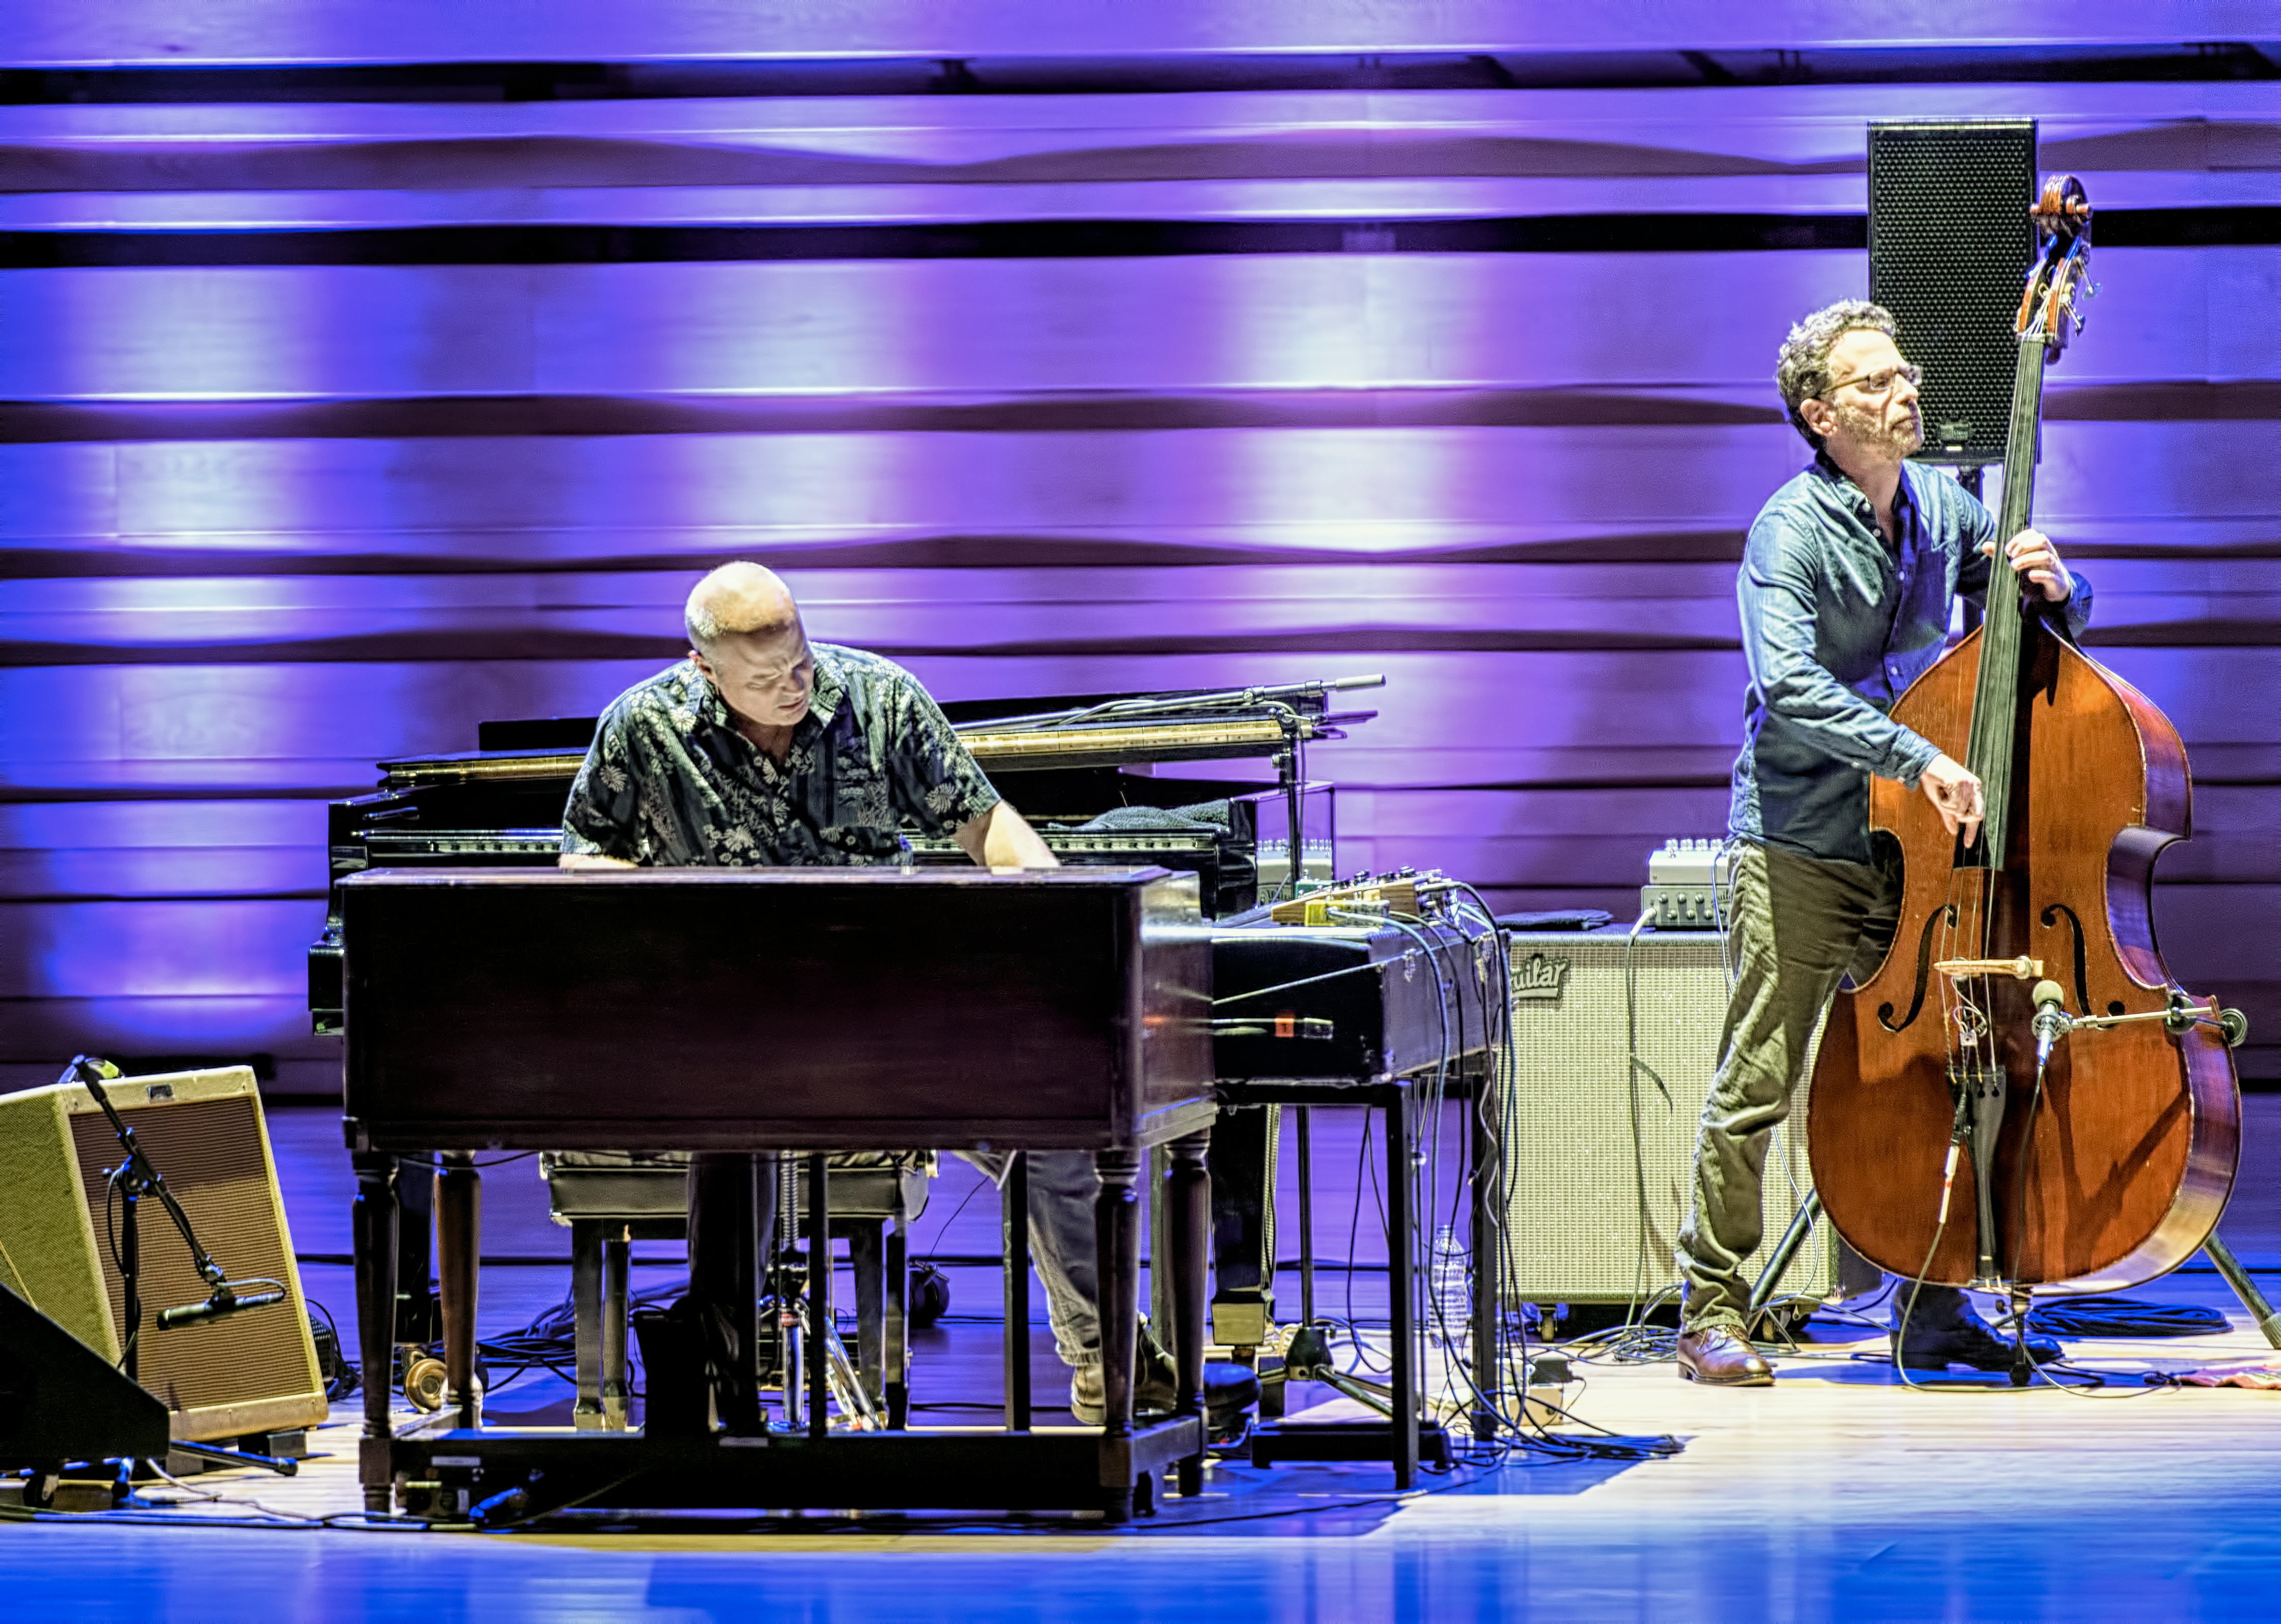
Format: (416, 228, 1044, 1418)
(14, 1510, 2281, 1623)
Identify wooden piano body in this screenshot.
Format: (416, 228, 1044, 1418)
(341, 865, 1218, 1521)
(343, 866, 1212, 1155)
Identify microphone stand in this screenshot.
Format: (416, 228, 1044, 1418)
(66, 1057, 299, 1479)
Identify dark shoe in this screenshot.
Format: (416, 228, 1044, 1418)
(1068, 1338, 1261, 1431)
(1894, 1303, 2062, 1372)
(1136, 1324, 1259, 1432)
(1676, 1326, 1774, 1386)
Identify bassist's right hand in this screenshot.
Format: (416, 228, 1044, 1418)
(1919, 753, 1984, 846)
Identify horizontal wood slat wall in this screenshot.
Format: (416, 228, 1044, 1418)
(2, 16, 2275, 1091)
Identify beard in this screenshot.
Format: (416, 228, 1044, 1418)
(1828, 394, 1923, 458)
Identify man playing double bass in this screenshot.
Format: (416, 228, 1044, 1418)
(1674, 300, 2095, 1386)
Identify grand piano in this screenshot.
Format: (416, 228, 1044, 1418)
(309, 675, 1379, 1033)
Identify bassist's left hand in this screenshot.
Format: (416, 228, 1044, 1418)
(1984, 528, 2072, 603)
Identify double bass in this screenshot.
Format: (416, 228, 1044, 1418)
(1807, 176, 2245, 1308)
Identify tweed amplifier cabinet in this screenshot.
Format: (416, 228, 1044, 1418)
(1503, 929, 1835, 1304)
(0, 1065, 327, 1442)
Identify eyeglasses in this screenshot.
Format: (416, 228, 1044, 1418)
(1821, 363, 1922, 400)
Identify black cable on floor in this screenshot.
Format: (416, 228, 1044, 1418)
(2025, 1294, 2232, 1339)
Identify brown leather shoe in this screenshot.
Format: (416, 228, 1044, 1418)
(1676, 1327, 1774, 1386)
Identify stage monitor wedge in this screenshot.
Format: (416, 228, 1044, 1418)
(1868, 118, 2038, 467)
(0, 1280, 171, 1469)
(0, 1065, 327, 1444)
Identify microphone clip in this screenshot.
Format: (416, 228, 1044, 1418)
(2030, 979, 2072, 1066)
(157, 1280, 289, 1331)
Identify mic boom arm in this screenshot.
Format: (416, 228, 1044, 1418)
(2025, 988, 2249, 1053)
(71, 1057, 228, 1295)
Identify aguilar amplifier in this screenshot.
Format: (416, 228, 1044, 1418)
(0, 1065, 328, 1444)
(1502, 928, 1835, 1305)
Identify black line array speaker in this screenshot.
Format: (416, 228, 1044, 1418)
(1868, 119, 2038, 465)
(0, 1065, 327, 1444)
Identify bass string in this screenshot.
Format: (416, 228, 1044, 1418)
(1912, 200, 2097, 1291)
(1938, 878, 1998, 1082)
(1950, 330, 2052, 1253)
(1932, 320, 2052, 1247)
(1933, 872, 2000, 1280)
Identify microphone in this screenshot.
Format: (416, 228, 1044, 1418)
(157, 1283, 287, 1330)
(2031, 979, 2072, 1065)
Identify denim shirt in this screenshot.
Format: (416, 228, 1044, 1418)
(1729, 457, 2094, 865)
(560, 642, 1002, 867)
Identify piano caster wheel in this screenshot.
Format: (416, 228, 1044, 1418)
(1176, 1455, 1203, 1498)
(403, 1355, 448, 1412)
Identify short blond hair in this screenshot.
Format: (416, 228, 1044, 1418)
(685, 561, 798, 650)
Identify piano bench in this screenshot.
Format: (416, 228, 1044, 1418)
(543, 1154, 933, 1432)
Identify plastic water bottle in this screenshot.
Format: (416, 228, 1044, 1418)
(1428, 1223, 1470, 1365)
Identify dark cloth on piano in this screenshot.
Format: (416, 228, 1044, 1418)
(1494, 909, 1614, 932)
(560, 644, 1001, 867)
(1075, 801, 1228, 833)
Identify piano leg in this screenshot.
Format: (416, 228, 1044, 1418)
(687, 1152, 764, 1435)
(571, 1218, 604, 1429)
(1383, 1093, 1420, 1491)
(602, 1226, 632, 1431)
(351, 1150, 399, 1515)
(1207, 1105, 1272, 1350)
(1468, 1061, 1505, 1443)
(1001, 1152, 1030, 1432)
(1168, 1128, 1212, 1498)
(805, 1152, 831, 1441)
(435, 1151, 482, 1431)
(393, 1154, 437, 1347)
(1093, 1147, 1143, 1522)
(851, 1219, 885, 1412)
(884, 1192, 910, 1431)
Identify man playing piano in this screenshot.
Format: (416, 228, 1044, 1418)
(558, 561, 1251, 1430)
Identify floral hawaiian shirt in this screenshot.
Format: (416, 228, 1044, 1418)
(559, 643, 1002, 867)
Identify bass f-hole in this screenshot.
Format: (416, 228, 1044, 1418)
(1880, 903, 1960, 1033)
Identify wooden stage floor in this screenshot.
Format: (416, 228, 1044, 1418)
(9, 1098, 2281, 1621)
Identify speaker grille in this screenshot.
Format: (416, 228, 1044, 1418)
(1868, 119, 2037, 466)
(1503, 931, 1832, 1303)
(66, 1090, 320, 1431)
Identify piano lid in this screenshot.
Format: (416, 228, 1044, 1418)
(378, 676, 1382, 789)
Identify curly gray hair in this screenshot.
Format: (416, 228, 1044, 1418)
(1775, 300, 1898, 450)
